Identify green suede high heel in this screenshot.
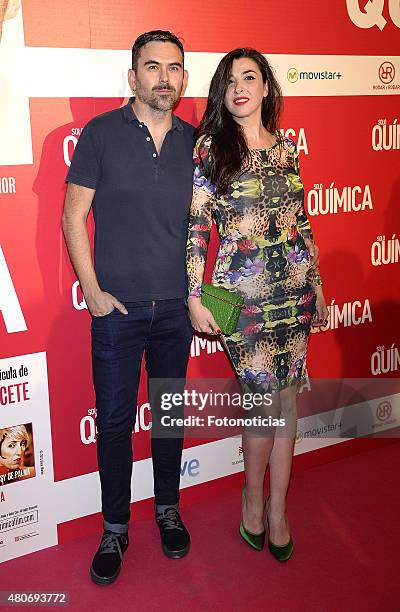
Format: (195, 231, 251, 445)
(239, 487, 266, 551)
(266, 496, 293, 562)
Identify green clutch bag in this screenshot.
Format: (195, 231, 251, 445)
(201, 282, 244, 336)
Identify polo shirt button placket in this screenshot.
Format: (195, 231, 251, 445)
(143, 131, 157, 159)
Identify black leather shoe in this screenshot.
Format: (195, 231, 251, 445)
(156, 508, 190, 559)
(90, 530, 129, 585)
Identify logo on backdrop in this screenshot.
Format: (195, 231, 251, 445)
(373, 61, 399, 91)
(287, 68, 342, 82)
(307, 184, 373, 217)
(346, 0, 400, 30)
(371, 345, 400, 375)
(287, 68, 299, 83)
(180, 458, 200, 478)
(376, 400, 392, 421)
(302, 420, 343, 438)
(379, 61, 395, 84)
(371, 399, 397, 431)
(372, 118, 400, 150)
(371, 235, 400, 266)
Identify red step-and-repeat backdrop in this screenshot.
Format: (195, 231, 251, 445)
(0, 0, 399, 562)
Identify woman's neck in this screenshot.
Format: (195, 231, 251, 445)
(234, 114, 274, 149)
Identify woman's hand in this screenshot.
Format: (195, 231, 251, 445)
(313, 286, 329, 327)
(188, 297, 221, 334)
(304, 237, 320, 269)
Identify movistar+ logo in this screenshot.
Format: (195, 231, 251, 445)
(288, 68, 342, 83)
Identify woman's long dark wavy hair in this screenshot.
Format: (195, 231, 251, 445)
(196, 48, 283, 194)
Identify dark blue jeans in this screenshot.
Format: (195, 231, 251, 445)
(91, 298, 193, 527)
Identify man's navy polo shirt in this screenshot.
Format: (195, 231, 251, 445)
(66, 98, 195, 301)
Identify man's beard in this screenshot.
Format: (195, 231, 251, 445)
(135, 82, 178, 112)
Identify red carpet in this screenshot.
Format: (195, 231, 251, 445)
(1, 440, 399, 612)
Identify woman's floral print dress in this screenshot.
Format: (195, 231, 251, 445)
(186, 135, 322, 393)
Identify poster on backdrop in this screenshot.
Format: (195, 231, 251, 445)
(0, 352, 57, 562)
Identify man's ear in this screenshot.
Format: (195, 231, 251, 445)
(128, 68, 136, 94)
(181, 69, 189, 97)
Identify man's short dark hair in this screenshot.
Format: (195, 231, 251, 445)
(132, 30, 184, 70)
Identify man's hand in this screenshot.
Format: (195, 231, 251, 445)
(188, 297, 220, 335)
(304, 238, 320, 269)
(86, 289, 128, 317)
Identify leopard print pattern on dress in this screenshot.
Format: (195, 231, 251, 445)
(186, 135, 321, 392)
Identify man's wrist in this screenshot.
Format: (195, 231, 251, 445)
(82, 282, 102, 301)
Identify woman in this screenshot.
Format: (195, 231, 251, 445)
(186, 48, 328, 561)
(0, 424, 35, 484)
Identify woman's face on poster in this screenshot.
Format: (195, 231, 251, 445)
(0, 435, 27, 470)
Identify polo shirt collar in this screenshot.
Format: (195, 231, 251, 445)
(122, 97, 184, 132)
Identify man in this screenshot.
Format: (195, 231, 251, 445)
(62, 30, 194, 586)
